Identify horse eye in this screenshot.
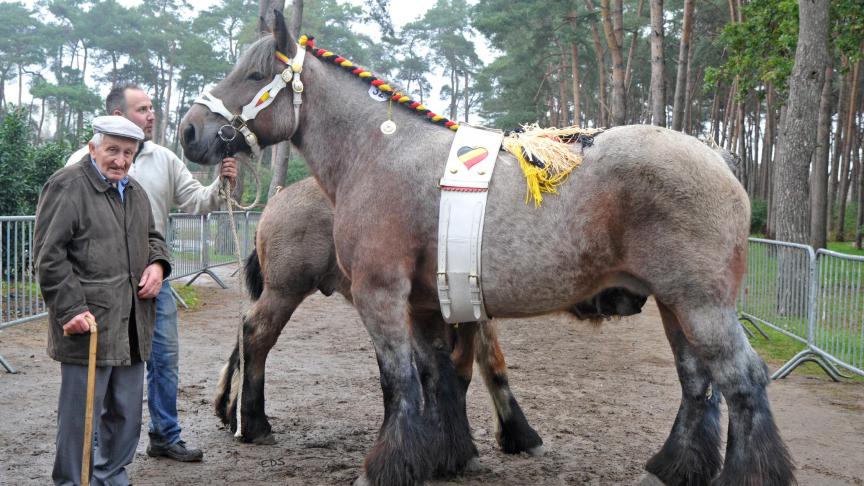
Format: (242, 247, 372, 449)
(247, 72, 266, 81)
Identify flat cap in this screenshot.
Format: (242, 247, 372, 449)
(92, 115, 145, 142)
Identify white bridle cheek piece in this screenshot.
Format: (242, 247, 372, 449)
(193, 44, 306, 157)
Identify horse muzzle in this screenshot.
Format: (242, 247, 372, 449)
(180, 105, 247, 165)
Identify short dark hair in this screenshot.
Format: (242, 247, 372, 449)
(106, 84, 144, 114)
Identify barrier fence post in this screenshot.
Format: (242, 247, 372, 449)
(770, 245, 844, 381)
(185, 213, 227, 288)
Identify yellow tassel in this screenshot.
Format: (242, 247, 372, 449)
(502, 123, 600, 206)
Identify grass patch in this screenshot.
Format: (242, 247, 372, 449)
(744, 322, 863, 382)
(826, 241, 864, 257)
(171, 284, 201, 311)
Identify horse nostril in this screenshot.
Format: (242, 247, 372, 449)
(183, 123, 196, 145)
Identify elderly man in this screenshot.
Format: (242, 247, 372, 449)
(67, 84, 237, 462)
(37, 116, 172, 485)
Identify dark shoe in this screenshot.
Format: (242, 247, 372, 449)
(146, 439, 204, 462)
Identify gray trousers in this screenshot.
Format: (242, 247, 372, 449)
(53, 362, 144, 486)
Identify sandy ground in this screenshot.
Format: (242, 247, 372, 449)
(1, 265, 863, 486)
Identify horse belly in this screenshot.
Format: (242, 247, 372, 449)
(478, 156, 622, 317)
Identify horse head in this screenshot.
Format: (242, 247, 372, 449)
(180, 10, 301, 166)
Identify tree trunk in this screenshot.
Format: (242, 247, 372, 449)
(649, 0, 666, 126)
(464, 70, 470, 123)
(709, 84, 720, 141)
(623, 0, 643, 98)
(773, 0, 829, 245)
(570, 41, 582, 127)
(160, 43, 176, 146)
(721, 80, 736, 146)
(735, 101, 745, 183)
(671, 0, 695, 131)
(17, 64, 23, 106)
(558, 55, 570, 126)
(38, 97, 46, 142)
(855, 133, 864, 250)
(759, 84, 775, 199)
(773, 0, 828, 315)
(810, 64, 833, 250)
(267, 0, 301, 200)
(828, 67, 849, 216)
(599, 0, 626, 126)
(835, 55, 861, 241)
(588, 22, 609, 127)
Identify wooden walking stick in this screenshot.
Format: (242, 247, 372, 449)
(65, 315, 98, 486)
(81, 315, 98, 486)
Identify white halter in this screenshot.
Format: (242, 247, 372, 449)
(193, 44, 306, 157)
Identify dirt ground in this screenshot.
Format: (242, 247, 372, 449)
(2, 265, 863, 486)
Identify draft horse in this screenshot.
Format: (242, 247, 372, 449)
(180, 11, 795, 486)
(214, 177, 544, 457)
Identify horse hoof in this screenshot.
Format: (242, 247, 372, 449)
(353, 473, 371, 486)
(251, 432, 277, 445)
(527, 445, 546, 457)
(234, 431, 277, 445)
(636, 472, 667, 486)
(463, 457, 488, 474)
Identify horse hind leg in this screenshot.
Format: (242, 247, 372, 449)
(645, 301, 722, 485)
(214, 345, 240, 427)
(412, 315, 477, 478)
(669, 302, 796, 486)
(476, 320, 544, 455)
(215, 291, 303, 444)
(450, 322, 478, 395)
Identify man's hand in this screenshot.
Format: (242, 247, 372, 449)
(63, 311, 95, 335)
(138, 262, 164, 299)
(220, 157, 238, 185)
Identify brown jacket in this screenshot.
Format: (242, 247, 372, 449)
(34, 156, 172, 366)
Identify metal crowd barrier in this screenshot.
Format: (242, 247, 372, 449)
(811, 249, 864, 377)
(1, 216, 44, 373)
(0, 211, 260, 373)
(739, 238, 863, 380)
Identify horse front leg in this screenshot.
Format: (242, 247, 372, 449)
(475, 321, 544, 455)
(215, 291, 303, 444)
(352, 273, 433, 486)
(413, 315, 478, 478)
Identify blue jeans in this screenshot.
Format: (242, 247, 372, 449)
(146, 281, 181, 445)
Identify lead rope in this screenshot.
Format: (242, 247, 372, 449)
(215, 126, 261, 438)
(220, 176, 246, 438)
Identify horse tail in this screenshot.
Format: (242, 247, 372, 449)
(245, 248, 264, 301)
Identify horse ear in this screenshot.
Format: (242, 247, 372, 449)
(272, 9, 296, 57)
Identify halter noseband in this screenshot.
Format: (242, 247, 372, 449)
(193, 44, 306, 157)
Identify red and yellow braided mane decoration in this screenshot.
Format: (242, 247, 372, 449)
(298, 35, 460, 132)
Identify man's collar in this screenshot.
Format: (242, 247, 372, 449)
(138, 140, 156, 155)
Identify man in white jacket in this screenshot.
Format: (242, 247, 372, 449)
(66, 84, 238, 462)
